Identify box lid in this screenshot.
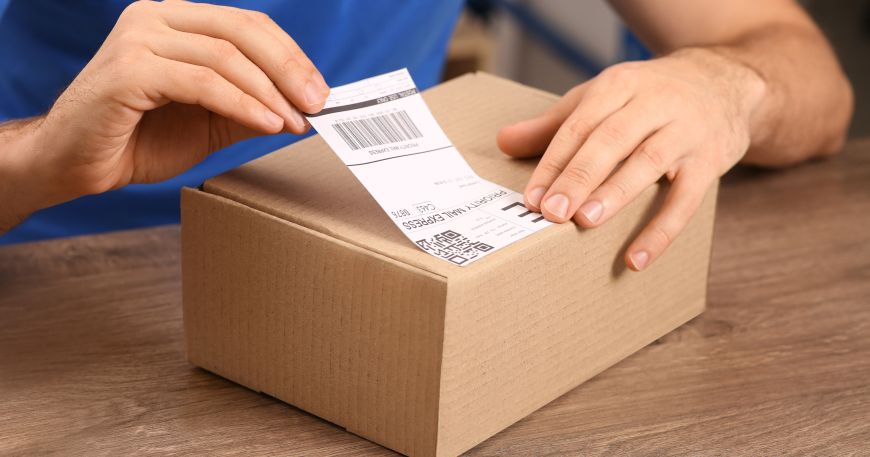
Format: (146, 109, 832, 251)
(203, 72, 570, 278)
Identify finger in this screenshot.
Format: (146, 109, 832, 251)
(147, 29, 309, 134)
(155, 1, 330, 113)
(573, 125, 681, 227)
(238, 8, 321, 76)
(146, 56, 285, 134)
(497, 83, 588, 158)
(624, 166, 716, 271)
(536, 100, 666, 222)
(521, 85, 631, 211)
(210, 5, 328, 112)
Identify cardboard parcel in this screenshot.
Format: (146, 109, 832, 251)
(181, 72, 718, 457)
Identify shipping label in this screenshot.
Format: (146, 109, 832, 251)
(306, 69, 551, 266)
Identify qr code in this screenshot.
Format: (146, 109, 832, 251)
(416, 230, 494, 265)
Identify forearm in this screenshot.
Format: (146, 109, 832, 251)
(701, 24, 853, 167)
(0, 117, 47, 234)
(611, 0, 853, 167)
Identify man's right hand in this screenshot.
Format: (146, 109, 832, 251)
(4, 0, 329, 222)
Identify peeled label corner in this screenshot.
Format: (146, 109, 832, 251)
(306, 68, 551, 266)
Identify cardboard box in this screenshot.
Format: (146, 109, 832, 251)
(181, 72, 717, 457)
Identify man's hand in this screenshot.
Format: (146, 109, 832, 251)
(499, 0, 853, 272)
(498, 48, 766, 271)
(6, 0, 329, 223)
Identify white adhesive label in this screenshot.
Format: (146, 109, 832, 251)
(306, 69, 550, 266)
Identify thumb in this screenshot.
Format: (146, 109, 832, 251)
(497, 82, 588, 158)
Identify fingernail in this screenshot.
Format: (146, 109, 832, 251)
(510, 119, 531, 129)
(629, 250, 650, 270)
(304, 80, 325, 107)
(578, 200, 603, 223)
(288, 107, 306, 131)
(264, 110, 283, 129)
(316, 73, 330, 94)
(544, 193, 570, 219)
(527, 187, 546, 208)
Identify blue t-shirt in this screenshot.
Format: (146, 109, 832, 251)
(0, 0, 462, 244)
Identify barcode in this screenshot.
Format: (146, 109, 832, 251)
(331, 110, 423, 150)
(416, 230, 494, 265)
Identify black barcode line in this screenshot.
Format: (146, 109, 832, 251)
(393, 111, 422, 138)
(331, 110, 423, 150)
(334, 123, 359, 150)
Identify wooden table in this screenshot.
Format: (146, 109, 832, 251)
(3, 141, 870, 456)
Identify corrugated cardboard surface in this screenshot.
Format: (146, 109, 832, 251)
(182, 189, 446, 455)
(183, 72, 718, 457)
(437, 186, 715, 456)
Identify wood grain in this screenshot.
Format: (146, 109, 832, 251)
(2, 140, 870, 456)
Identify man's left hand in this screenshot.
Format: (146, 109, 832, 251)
(498, 48, 766, 271)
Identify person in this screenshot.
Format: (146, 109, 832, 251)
(0, 0, 853, 272)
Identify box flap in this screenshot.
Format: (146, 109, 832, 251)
(203, 72, 567, 278)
